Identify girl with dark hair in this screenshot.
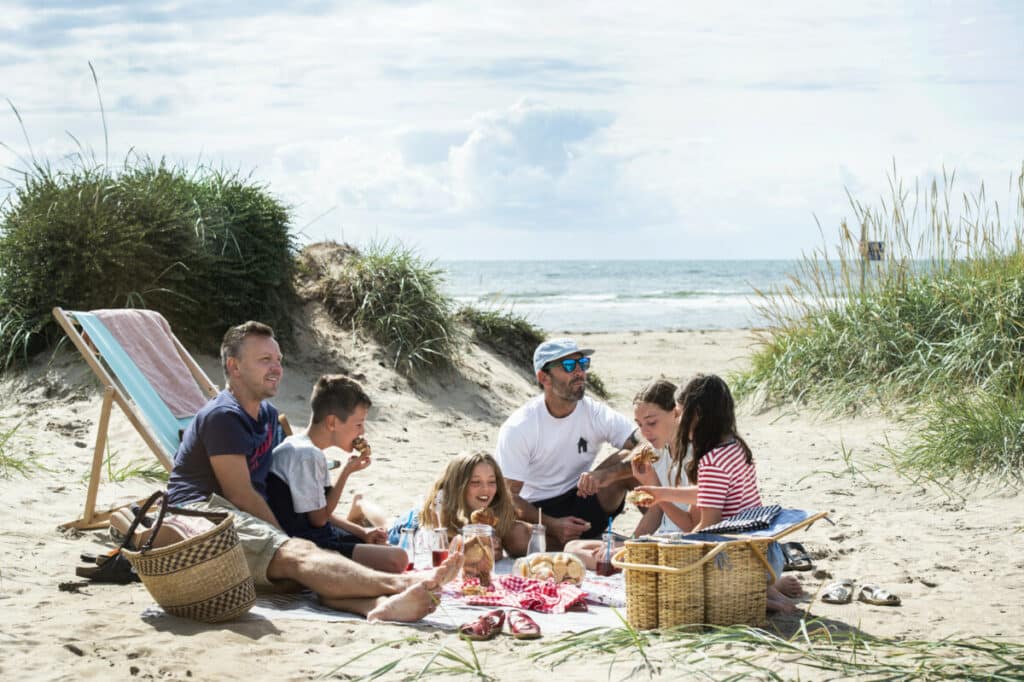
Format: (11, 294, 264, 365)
(565, 379, 696, 570)
(637, 373, 802, 612)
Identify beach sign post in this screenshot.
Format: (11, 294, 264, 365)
(859, 222, 885, 292)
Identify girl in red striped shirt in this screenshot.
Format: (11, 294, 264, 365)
(637, 374, 801, 612)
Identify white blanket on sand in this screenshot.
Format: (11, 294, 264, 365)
(142, 560, 627, 633)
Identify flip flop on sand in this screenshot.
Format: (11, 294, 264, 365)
(781, 541, 814, 572)
(858, 584, 901, 606)
(821, 579, 855, 604)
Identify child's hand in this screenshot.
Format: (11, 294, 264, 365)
(344, 451, 372, 475)
(364, 527, 388, 545)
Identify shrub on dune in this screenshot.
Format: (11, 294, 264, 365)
(0, 157, 296, 366)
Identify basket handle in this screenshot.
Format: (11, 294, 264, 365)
(132, 490, 231, 553)
(610, 542, 730, 575)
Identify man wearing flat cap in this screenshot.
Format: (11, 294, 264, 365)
(494, 338, 639, 548)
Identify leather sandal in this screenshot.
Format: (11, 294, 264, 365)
(458, 609, 505, 641)
(507, 609, 541, 640)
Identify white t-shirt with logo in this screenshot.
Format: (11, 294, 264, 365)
(495, 395, 636, 502)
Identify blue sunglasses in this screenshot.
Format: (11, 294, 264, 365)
(549, 356, 591, 373)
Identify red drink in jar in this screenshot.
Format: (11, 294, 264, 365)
(432, 549, 449, 566)
(595, 560, 618, 576)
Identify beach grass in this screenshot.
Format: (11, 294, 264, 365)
(312, 241, 463, 374)
(735, 164, 1024, 481)
(0, 419, 47, 478)
(323, 623, 1023, 681)
(458, 305, 544, 372)
(319, 635, 495, 681)
(0, 102, 297, 367)
(529, 622, 1024, 680)
(88, 444, 168, 484)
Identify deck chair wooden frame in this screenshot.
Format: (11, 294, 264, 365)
(53, 306, 220, 529)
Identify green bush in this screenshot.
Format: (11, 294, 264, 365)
(0, 157, 296, 365)
(734, 165, 1024, 479)
(310, 241, 462, 374)
(458, 305, 545, 371)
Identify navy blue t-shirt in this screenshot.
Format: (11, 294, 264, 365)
(167, 390, 280, 506)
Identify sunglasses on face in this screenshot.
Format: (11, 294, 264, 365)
(550, 356, 591, 373)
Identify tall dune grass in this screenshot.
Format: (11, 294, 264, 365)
(0, 155, 297, 366)
(735, 164, 1024, 481)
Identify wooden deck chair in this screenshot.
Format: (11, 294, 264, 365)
(54, 307, 295, 529)
(53, 307, 221, 529)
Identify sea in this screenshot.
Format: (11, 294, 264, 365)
(438, 260, 802, 333)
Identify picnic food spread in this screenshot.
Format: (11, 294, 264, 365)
(512, 552, 585, 585)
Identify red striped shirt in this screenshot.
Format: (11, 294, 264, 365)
(696, 440, 761, 518)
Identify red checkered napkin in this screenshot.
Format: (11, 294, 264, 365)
(453, 575, 587, 614)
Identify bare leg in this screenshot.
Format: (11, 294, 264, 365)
(347, 493, 390, 529)
(351, 544, 409, 573)
(267, 538, 461, 602)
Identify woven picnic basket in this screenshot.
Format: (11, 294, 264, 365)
(121, 491, 256, 623)
(621, 541, 660, 629)
(613, 537, 774, 629)
(702, 537, 774, 627)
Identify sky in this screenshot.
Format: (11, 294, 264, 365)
(2, 1, 1022, 260)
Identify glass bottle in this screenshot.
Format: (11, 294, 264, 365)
(596, 530, 618, 576)
(526, 523, 546, 555)
(430, 527, 450, 567)
(398, 527, 417, 571)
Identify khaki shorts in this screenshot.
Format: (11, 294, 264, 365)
(186, 493, 289, 588)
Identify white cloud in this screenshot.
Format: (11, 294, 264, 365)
(1, 0, 1022, 259)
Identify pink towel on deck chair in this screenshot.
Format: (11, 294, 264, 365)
(93, 309, 210, 418)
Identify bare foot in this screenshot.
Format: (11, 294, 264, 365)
(774, 575, 804, 599)
(767, 596, 799, 614)
(367, 583, 440, 623)
(412, 538, 464, 590)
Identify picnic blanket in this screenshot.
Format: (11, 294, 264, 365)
(142, 560, 628, 633)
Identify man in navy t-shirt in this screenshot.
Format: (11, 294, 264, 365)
(165, 321, 462, 622)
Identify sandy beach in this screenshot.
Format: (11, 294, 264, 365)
(1, 324, 1022, 680)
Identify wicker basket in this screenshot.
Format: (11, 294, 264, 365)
(121, 491, 256, 623)
(623, 541, 660, 629)
(657, 542, 705, 627)
(702, 537, 774, 627)
(613, 537, 774, 629)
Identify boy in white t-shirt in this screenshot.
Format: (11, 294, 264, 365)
(495, 338, 640, 549)
(266, 374, 408, 573)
